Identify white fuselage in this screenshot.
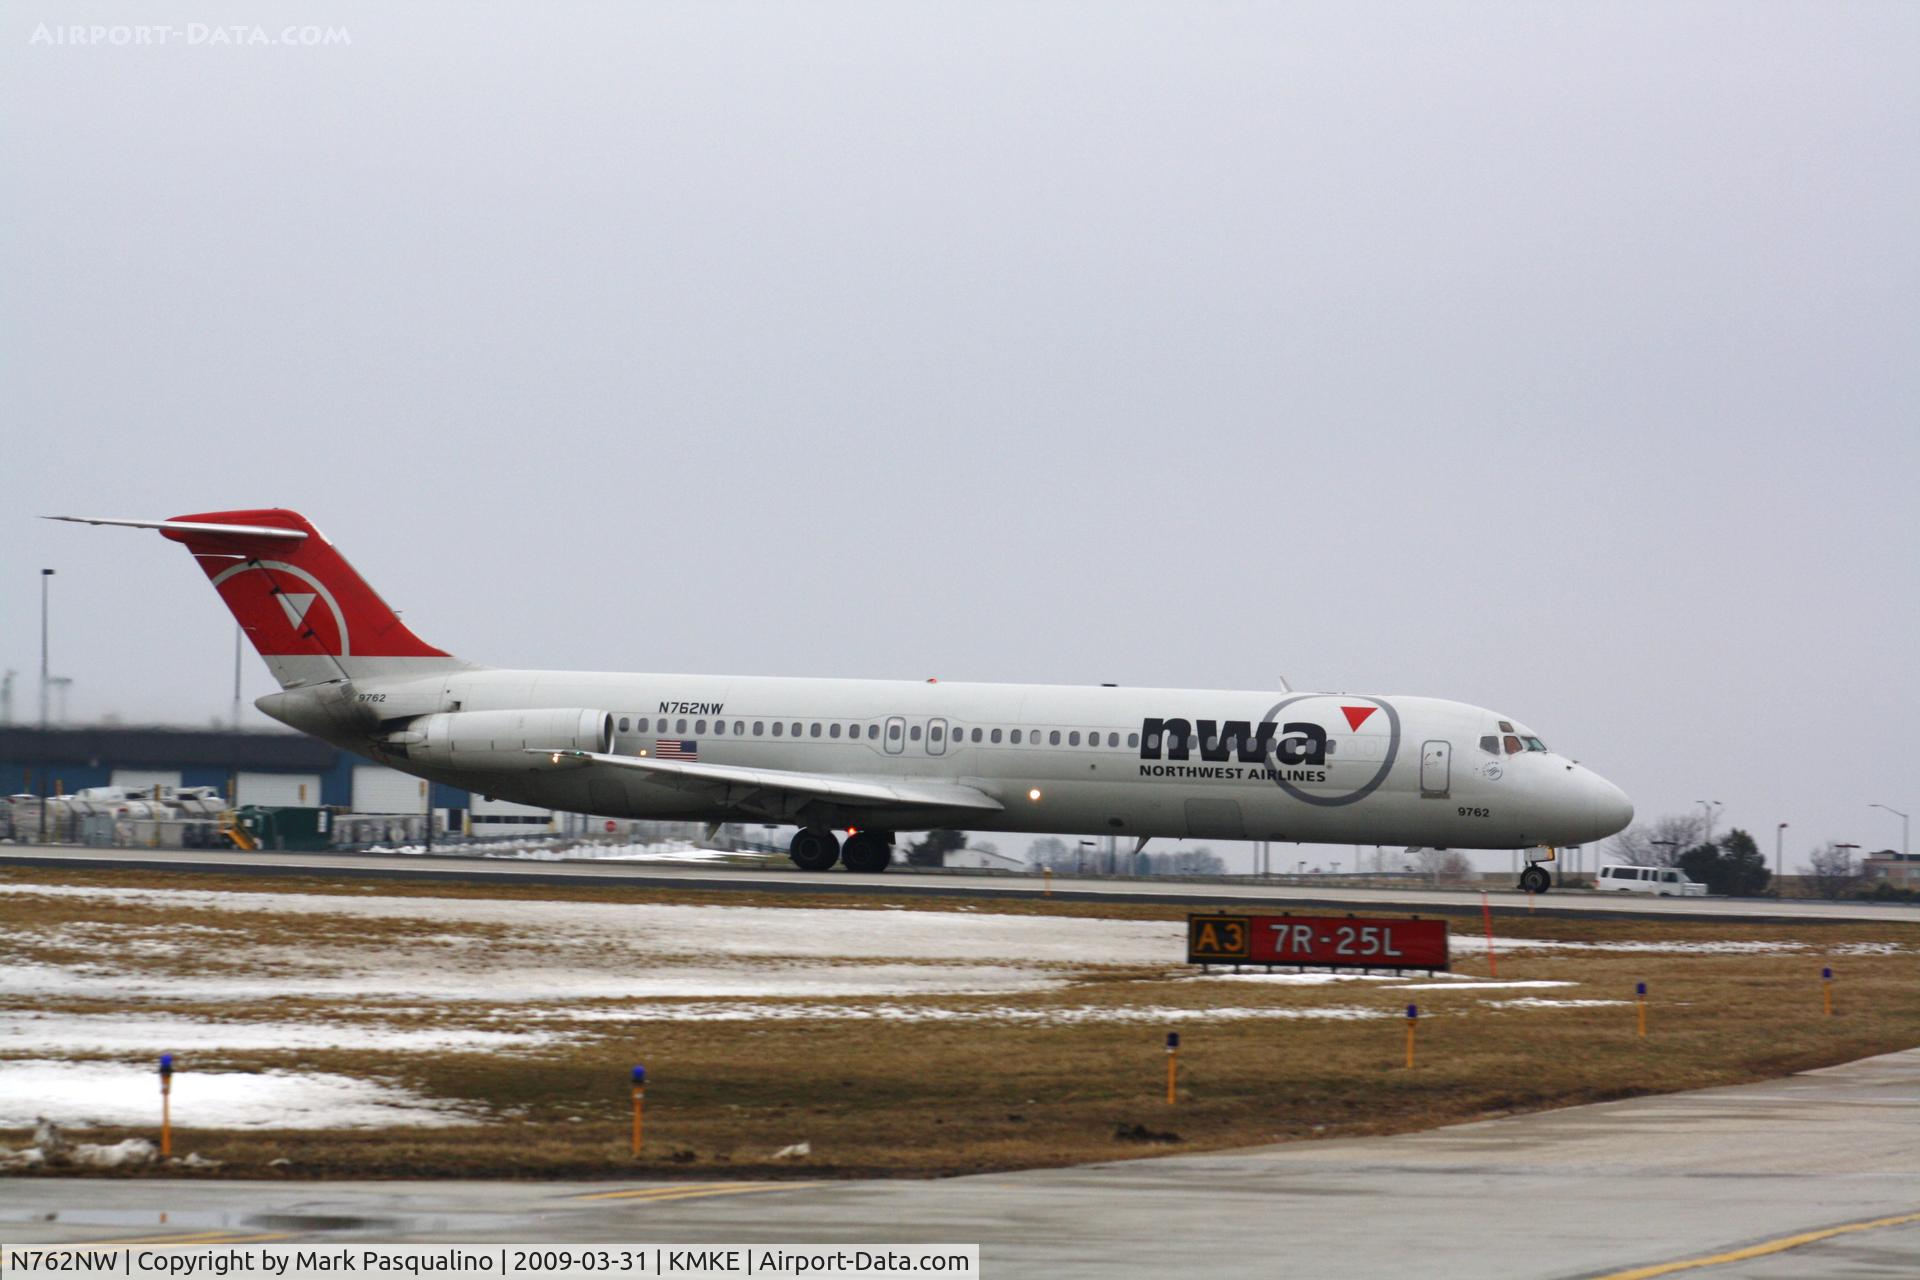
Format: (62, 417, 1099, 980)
(266, 666, 1634, 850)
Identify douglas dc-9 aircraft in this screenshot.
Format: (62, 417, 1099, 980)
(55, 509, 1632, 891)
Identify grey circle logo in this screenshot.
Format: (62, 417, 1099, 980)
(1256, 694, 1400, 807)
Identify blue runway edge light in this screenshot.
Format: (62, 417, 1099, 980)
(1636, 982, 1647, 996)
(159, 1053, 173, 1075)
(1165, 1032, 1179, 1050)
(632, 1065, 646, 1085)
(1406, 1004, 1417, 1019)
(1823, 967, 1833, 980)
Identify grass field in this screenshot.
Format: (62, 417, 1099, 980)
(3, 866, 1916, 1179)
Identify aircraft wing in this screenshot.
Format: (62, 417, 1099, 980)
(531, 749, 1006, 815)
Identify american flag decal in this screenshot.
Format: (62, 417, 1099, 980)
(654, 739, 699, 761)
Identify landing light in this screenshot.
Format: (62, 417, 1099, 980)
(1028, 788, 1042, 802)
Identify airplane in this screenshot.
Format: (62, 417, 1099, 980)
(52, 509, 1632, 891)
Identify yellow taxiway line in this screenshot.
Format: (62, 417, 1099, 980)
(572, 1181, 820, 1204)
(65, 1230, 294, 1247)
(1597, 1208, 1920, 1279)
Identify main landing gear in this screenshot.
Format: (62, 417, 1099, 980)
(788, 828, 895, 873)
(1518, 863, 1552, 894)
(841, 830, 894, 873)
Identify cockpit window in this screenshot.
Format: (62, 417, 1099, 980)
(1503, 735, 1523, 754)
(1498, 721, 1514, 733)
(1524, 736, 1547, 752)
(1479, 735, 1499, 754)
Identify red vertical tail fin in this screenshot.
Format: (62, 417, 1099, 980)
(50, 509, 465, 689)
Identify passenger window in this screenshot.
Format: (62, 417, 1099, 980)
(772, 722, 784, 737)
(715, 721, 725, 735)
(1107, 732, 1119, 747)
(931, 726, 944, 742)
(1504, 735, 1522, 754)
(991, 728, 1002, 744)
(867, 724, 878, 739)
(1068, 731, 1080, 746)
(829, 724, 841, 739)
(1010, 730, 1022, 744)
(657, 718, 668, 733)
(677, 719, 688, 734)
(618, 717, 630, 733)
(753, 721, 765, 735)
(971, 728, 983, 743)
(910, 725, 922, 741)
(888, 723, 901, 740)
(848, 724, 858, 738)
(696, 720, 707, 734)
(790, 722, 801, 737)
(1145, 732, 1159, 751)
(810, 723, 821, 737)
(1049, 730, 1061, 746)
(1480, 735, 1498, 754)
(735, 721, 744, 735)
(1128, 733, 1139, 748)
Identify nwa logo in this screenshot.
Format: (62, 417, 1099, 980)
(1137, 699, 1401, 809)
(1138, 718, 1330, 765)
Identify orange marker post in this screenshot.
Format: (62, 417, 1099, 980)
(1822, 967, 1834, 1017)
(1044, 868, 1053, 898)
(1635, 982, 1647, 1038)
(1404, 1005, 1418, 1068)
(158, 1054, 173, 1157)
(1164, 1032, 1179, 1104)
(1480, 892, 1498, 978)
(630, 1065, 646, 1157)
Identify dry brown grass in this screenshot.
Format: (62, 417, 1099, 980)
(3, 864, 1917, 1180)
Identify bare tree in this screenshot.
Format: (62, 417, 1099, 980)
(1609, 814, 1706, 866)
(1801, 842, 1864, 900)
(1411, 847, 1472, 884)
(1027, 836, 1071, 870)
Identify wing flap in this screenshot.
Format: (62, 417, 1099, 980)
(533, 749, 1005, 814)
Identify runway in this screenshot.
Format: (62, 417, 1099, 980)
(3, 843, 1915, 923)
(4, 1049, 1918, 1277)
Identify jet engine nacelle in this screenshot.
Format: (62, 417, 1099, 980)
(389, 708, 614, 770)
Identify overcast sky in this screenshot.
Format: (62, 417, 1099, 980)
(5, 3, 1915, 871)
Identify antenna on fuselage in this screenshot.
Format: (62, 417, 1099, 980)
(1277, 675, 1292, 692)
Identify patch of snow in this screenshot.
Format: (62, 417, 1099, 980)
(488, 1001, 1390, 1025)
(0, 1011, 563, 1055)
(1191, 971, 1404, 985)
(3, 884, 1181, 964)
(1470, 936, 1806, 955)
(1483, 998, 1630, 1009)
(0, 959, 1057, 1001)
(0, 1061, 478, 1129)
(1390, 990, 1582, 997)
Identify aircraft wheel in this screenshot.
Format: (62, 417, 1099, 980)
(1518, 864, 1551, 894)
(841, 832, 893, 873)
(789, 828, 841, 871)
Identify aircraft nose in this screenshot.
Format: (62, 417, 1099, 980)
(1587, 774, 1634, 838)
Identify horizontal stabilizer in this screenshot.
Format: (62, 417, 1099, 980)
(46, 515, 308, 541)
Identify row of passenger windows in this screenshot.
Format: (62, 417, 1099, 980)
(612, 715, 1143, 749)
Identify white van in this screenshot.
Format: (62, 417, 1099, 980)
(1595, 864, 1708, 896)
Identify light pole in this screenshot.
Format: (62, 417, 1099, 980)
(1695, 799, 1722, 848)
(1775, 823, 1789, 894)
(1652, 839, 1679, 866)
(39, 569, 54, 728)
(1868, 804, 1909, 857)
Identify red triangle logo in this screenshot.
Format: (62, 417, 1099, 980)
(1341, 706, 1377, 731)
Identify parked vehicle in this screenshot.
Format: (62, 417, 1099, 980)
(1595, 863, 1707, 896)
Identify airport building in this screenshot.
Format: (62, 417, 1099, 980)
(0, 725, 475, 822)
